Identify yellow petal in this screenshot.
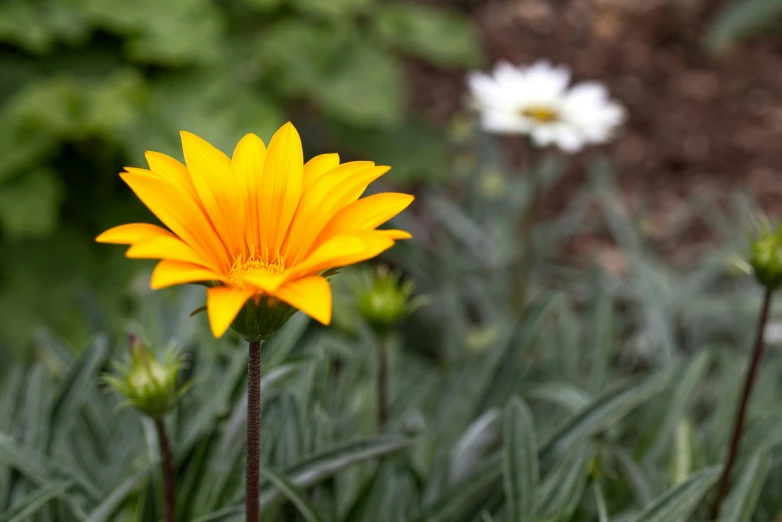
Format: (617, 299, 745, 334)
(231, 133, 267, 249)
(120, 171, 229, 272)
(144, 151, 201, 203)
(126, 235, 217, 270)
(259, 122, 304, 256)
(376, 229, 412, 240)
(242, 272, 285, 293)
(283, 164, 389, 265)
(288, 232, 394, 280)
(181, 131, 243, 256)
(302, 153, 340, 191)
(150, 260, 227, 290)
(96, 223, 174, 244)
(207, 286, 254, 338)
(271, 276, 331, 325)
(315, 193, 414, 246)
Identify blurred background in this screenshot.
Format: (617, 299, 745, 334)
(2, 0, 781, 357)
(4, 0, 782, 520)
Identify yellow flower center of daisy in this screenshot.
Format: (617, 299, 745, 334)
(229, 252, 286, 288)
(521, 106, 559, 123)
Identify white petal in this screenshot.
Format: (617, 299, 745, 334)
(530, 126, 558, 147)
(566, 81, 609, 106)
(553, 129, 586, 153)
(481, 111, 531, 135)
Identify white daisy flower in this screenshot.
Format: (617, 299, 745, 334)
(467, 59, 627, 153)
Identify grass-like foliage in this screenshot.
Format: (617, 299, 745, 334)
(2, 166, 782, 521)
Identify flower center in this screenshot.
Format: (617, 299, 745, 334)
(520, 106, 559, 123)
(229, 252, 286, 288)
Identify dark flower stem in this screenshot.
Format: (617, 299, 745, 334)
(377, 334, 389, 431)
(247, 340, 262, 522)
(155, 419, 175, 522)
(710, 287, 774, 520)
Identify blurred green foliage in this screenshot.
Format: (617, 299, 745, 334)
(704, 0, 782, 52)
(0, 0, 482, 350)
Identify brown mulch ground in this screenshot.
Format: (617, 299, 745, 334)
(406, 0, 782, 269)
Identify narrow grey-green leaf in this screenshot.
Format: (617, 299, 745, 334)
(192, 507, 245, 522)
(503, 397, 538, 521)
(528, 382, 590, 413)
(0, 431, 101, 502)
(48, 335, 109, 451)
(0, 432, 50, 484)
(450, 408, 501, 483)
(259, 436, 413, 506)
(413, 454, 502, 522)
(593, 483, 609, 522)
(83, 461, 157, 522)
(261, 467, 327, 522)
(0, 481, 72, 522)
(540, 372, 670, 465)
(641, 351, 710, 461)
(538, 448, 592, 520)
(718, 452, 770, 522)
(629, 467, 720, 522)
(20, 364, 49, 453)
(587, 277, 614, 394)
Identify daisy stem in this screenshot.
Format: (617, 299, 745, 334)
(247, 340, 263, 522)
(155, 419, 175, 522)
(512, 146, 540, 315)
(377, 333, 389, 431)
(710, 287, 774, 520)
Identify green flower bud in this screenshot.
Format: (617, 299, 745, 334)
(357, 266, 425, 335)
(103, 336, 191, 419)
(749, 217, 782, 290)
(230, 296, 298, 342)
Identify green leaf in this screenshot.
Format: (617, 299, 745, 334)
(83, 461, 158, 522)
(704, 0, 782, 54)
(241, 0, 286, 12)
(374, 3, 482, 67)
(503, 397, 538, 521)
(628, 467, 720, 522)
(639, 351, 710, 461)
(314, 43, 405, 128)
(323, 119, 450, 183)
(291, 0, 372, 18)
(20, 363, 49, 453)
(718, 452, 770, 522)
(540, 372, 670, 465)
(48, 335, 109, 452)
(87, 0, 225, 65)
(412, 455, 502, 522)
(192, 507, 245, 522)
(593, 483, 610, 522)
(670, 419, 695, 486)
(259, 435, 414, 506)
(0, 431, 99, 506)
(0, 432, 52, 485)
(528, 382, 590, 412)
(0, 169, 64, 239)
(587, 273, 614, 394)
(475, 294, 562, 414)
(0, 0, 90, 53)
(537, 449, 592, 521)
(0, 481, 73, 522)
(260, 467, 328, 522)
(258, 22, 405, 127)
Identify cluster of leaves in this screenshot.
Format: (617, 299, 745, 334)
(702, 0, 782, 53)
(0, 0, 482, 349)
(3, 156, 782, 520)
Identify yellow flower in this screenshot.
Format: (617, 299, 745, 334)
(97, 122, 413, 338)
